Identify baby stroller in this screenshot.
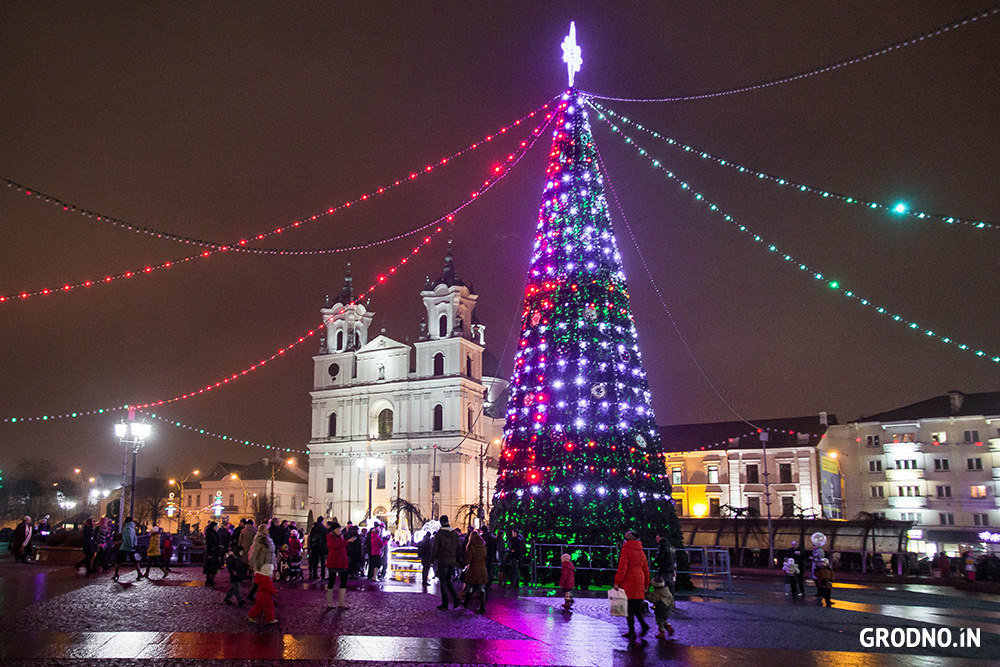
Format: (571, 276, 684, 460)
(278, 546, 303, 582)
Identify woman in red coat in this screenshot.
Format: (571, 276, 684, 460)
(614, 530, 650, 639)
(326, 522, 355, 609)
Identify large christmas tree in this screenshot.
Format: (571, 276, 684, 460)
(491, 89, 679, 547)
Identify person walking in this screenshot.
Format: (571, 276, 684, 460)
(506, 529, 525, 591)
(10, 516, 33, 563)
(325, 522, 355, 609)
(431, 515, 462, 610)
(814, 557, 834, 607)
(96, 517, 115, 571)
(246, 530, 278, 625)
(367, 524, 385, 581)
(481, 526, 497, 590)
(784, 540, 807, 595)
(308, 517, 328, 580)
(418, 531, 434, 586)
(614, 530, 651, 640)
(783, 558, 801, 597)
(113, 517, 143, 582)
(204, 521, 221, 587)
(461, 529, 489, 614)
(223, 546, 247, 606)
(653, 532, 676, 596)
(76, 518, 97, 574)
(647, 576, 675, 639)
(143, 526, 170, 579)
(559, 553, 575, 609)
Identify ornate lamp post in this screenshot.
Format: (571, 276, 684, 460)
(355, 457, 385, 521)
(115, 415, 151, 531)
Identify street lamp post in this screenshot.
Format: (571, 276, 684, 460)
(115, 414, 151, 531)
(355, 457, 385, 521)
(168, 470, 200, 534)
(266, 453, 297, 519)
(761, 431, 775, 567)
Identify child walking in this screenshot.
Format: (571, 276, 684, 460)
(783, 558, 801, 597)
(143, 526, 170, 579)
(814, 557, 835, 607)
(224, 547, 247, 606)
(559, 553, 575, 609)
(246, 531, 278, 625)
(647, 576, 675, 638)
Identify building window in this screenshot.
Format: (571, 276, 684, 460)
(274, 495, 280, 508)
(897, 486, 919, 497)
(466, 355, 473, 377)
(933, 459, 949, 471)
(707, 465, 719, 484)
(328, 413, 337, 438)
(778, 463, 792, 484)
(866, 435, 880, 448)
(675, 499, 684, 516)
(746, 464, 759, 484)
(781, 497, 795, 517)
(932, 432, 947, 444)
(229, 494, 234, 506)
(468, 408, 474, 434)
(433, 404, 443, 431)
(935, 485, 952, 498)
(968, 458, 983, 470)
(939, 513, 955, 525)
(378, 409, 393, 439)
(336, 330, 344, 351)
(964, 430, 980, 443)
(376, 467, 386, 490)
(291, 495, 297, 509)
(439, 314, 448, 338)
(196, 494, 201, 507)
(869, 460, 883, 473)
(747, 497, 760, 514)
(974, 514, 990, 526)
(432, 475, 440, 493)
(895, 459, 917, 470)
(709, 498, 720, 517)
(971, 485, 987, 499)
(901, 512, 921, 523)
(187, 495, 192, 507)
(871, 486, 884, 499)
(433, 352, 445, 376)
(326, 478, 334, 493)
(671, 468, 682, 485)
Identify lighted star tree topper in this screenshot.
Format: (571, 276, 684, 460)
(491, 26, 679, 548)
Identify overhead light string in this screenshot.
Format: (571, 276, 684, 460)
(591, 101, 998, 231)
(0, 97, 557, 252)
(0, 109, 556, 425)
(0, 103, 557, 304)
(592, 104, 1000, 365)
(584, 5, 999, 103)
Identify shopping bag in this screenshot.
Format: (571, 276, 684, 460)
(608, 588, 628, 617)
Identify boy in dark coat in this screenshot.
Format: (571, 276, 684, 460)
(224, 546, 247, 605)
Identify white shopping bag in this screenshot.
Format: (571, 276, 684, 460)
(608, 588, 628, 617)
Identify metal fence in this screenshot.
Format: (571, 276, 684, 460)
(528, 543, 734, 595)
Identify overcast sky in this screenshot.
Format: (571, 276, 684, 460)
(2, 2, 997, 482)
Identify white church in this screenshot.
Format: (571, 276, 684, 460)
(306, 248, 508, 529)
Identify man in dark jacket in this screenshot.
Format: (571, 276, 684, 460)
(784, 540, 807, 594)
(346, 524, 363, 578)
(431, 515, 461, 609)
(481, 526, 497, 590)
(653, 532, 676, 595)
(507, 529, 525, 590)
(418, 531, 434, 586)
(308, 517, 328, 580)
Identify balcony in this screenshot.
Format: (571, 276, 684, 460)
(991, 438, 1000, 452)
(884, 468, 925, 481)
(883, 441, 924, 455)
(888, 496, 927, 509)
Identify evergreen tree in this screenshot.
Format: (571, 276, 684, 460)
(491, 90, 679, 548)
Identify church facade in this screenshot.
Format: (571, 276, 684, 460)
(306, 251, 507, 529)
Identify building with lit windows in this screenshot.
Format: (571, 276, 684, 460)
(658, 413, 838, 522)
(191, 458, 310, 527)
(306, 250, 507, 528)
(823, 391, 1000, 555)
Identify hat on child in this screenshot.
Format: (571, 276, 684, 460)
(561, 553, 571, 562)
(625, 530, 639, 541)
(820, 558, 830, 566)
(785, 558, 795, 565)
(651, 576, 666, 588)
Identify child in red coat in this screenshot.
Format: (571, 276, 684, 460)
(559, 553, 575, 608)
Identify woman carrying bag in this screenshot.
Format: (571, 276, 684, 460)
(613, 530, 651, 639)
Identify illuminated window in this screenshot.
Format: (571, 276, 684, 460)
(707, 465, 719, 484)
(671, 468, 682, 485)
(971, 485, 987, 499)
(675, 499, 684, 516)
(378, 409, 393, 439)
(931, 432, 947, 444)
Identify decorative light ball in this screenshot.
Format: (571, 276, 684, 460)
(810, 532, 827, 548)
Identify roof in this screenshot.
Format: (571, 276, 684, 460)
(426, 244, 466, 289)
(198, 458, 307, 484)
(658, 414, 836, 453)
(853, 391, 1000, 423)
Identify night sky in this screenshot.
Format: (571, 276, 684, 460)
(2, 2, 998, 482)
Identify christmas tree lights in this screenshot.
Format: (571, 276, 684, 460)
(591, 102, 998, 231)
(491, 90, 679, 547)
(595, 109, 1000, 364)
(585, 6, 999, 103)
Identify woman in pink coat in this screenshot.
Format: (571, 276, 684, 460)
(613, 530, 650, 639)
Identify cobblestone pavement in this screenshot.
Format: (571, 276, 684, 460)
(0, 561, 997, 665)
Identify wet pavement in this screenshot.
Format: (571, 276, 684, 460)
(0, 560, 997, 665)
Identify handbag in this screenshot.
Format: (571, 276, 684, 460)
(608, 588, 628, 617)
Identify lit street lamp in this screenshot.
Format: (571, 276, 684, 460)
(168, 470, 200, 534)
(115, 414, 151, 531)
(355, 457, 385, 521)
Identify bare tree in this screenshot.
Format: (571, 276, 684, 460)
(721, 504, 764, 566)
(252, 494, 274, 526)
(133, 469, 170, 527)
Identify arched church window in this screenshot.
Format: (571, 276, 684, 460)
(355, 331, 360, 348)
(328, 412, 337, 438)
(378, 409, 393, 439)
(439, 314, 448, 338)
(433, 404, 443, 431)
(468, 408, 474, 434)
(336, 330, 344, 351)
(433, 353, 444, 377)
(466, 355, 472, 377)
